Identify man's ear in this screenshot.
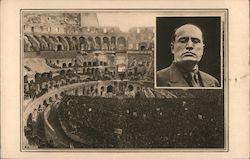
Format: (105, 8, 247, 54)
(170, 42, 174, 54)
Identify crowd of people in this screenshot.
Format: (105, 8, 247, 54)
(57, 93, 224, 148)
(24, 112, 54, 148)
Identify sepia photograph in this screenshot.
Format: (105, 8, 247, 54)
(1, 0, 250, 159)
(155, 17, 223, 88)
(21, 10, 227, 150)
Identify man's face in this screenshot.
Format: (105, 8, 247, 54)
(171, 24, 204, 65)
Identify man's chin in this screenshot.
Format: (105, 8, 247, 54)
(176, 59, 199, 68)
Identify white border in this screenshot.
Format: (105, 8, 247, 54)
(1, 0, 249, 158)
(154, 10, 227, 90)
(20, 9, 228, 152)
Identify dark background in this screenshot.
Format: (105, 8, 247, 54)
(156, 17, 222, 83)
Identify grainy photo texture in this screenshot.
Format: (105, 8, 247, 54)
(22, 10, 226, 150)
(156, 17, 222, 88)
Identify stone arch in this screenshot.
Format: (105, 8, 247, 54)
(94, 36, 101, 50)
(23, 35, 33, 52)
(62, 63, 67, 68)
(49, 97, 53, 103)
(107, 85, 113, 93)
(57, 44, 63, 51)
(138, 42, 147, 51)
(49, 36, 64, 51)
(88, 61, 92, 67)
(87, 68, 91, 74)
(128, 84, 134, 91)
(33, 35, 47, 51)
(60, 70, 66, 75)
(102, 37, 109, 50)
(60, 92, 65, 97)
(66, 69, 73, 76)
(55, 94, 58, 99)
(87, 36, 94, 51)
(79, 37, 87, 51)
(58, 36, 69, 51)
(72, 37, 79, 50)
(48, 36, 57, 51)
(101, 86, 105, 91)
(83, 62, 87, 67)
(65, 36, 75, 50)
(43, 100, 48, 106)
(110, 36, 116, 50)
(26, 35, 40, 51)
(40, 35, 49, 51)
(117, 37, 126, 51)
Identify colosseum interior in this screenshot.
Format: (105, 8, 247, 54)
(23, 12, 224, 149)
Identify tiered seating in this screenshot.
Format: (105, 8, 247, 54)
(57, 93, 224, 148)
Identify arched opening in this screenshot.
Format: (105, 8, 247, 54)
(107, 85, 113, 93)
(100, 86, 104, 95)
(140, 45, 146, 51)
(68, 63, 72, 67)
(57, 45, 62, 51)
(65, 36, 74, 50)
(139, 42, 147, 51)
(49, 97, 53, 102)
(62, 63, 67, 68)
(87, 36, 94, 51)
(60, 92, 64, 97)
(110, 36, 116, 50)
(79, 37, 86, 51)
(103, 37, 109, 50)
(128, 85, 134, 91)
(27, 35, 39, 51)
(60, 70, 65, 76)
(95, 37, 101, 50)
(101, 86, 105, 91)
(66, 69, 72, 75)
(117, 37, 126, 51)
(88, 62, 92, 66)
(72, 37, 78, 50)
(58, 36, 69, 51)
(43, 100, 47, 106)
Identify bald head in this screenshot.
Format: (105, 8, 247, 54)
(172, 24, 204, 43)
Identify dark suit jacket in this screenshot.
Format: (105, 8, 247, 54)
(156, 63, 220, 87)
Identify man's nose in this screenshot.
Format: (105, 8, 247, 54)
(186, 39, 193, 50)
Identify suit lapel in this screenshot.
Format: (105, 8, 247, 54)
(199, 71, 214, 87)
(169, 63, 189, 87)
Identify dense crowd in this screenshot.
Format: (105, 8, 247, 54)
(57, 92, 224, 148)
(24, 112, 54, 148)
